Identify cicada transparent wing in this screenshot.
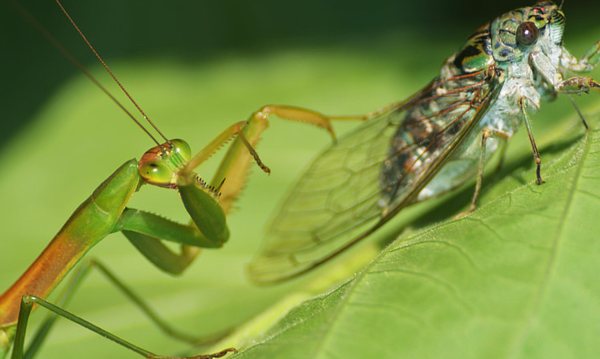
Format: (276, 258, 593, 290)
(249, 68, 502, 283)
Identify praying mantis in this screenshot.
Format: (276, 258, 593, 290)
(0, 0, 338, 358)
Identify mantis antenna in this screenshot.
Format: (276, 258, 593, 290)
(10, 0, 169, 147)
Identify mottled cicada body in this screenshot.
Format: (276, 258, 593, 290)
(249, 1, 600, 283)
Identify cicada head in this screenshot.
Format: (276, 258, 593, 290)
(490, 2, 565, 64)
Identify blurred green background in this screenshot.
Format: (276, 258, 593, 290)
(2, 0, 599, 142)
(0, 0, 598, 358)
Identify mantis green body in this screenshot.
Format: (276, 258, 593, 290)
(0, 1, 335, 358)
(0, 128, 258, 358)
(0, 106, 333, 359)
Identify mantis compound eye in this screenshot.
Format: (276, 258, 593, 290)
(139, 161, 173, 186)
(138, 139, 192, 188)
(516, 21, 539, 47)
(167, 139, 192, 162)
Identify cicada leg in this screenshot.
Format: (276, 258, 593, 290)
(560, 40, 600, 74)
(519, 97, 545, 186)
(457, 128, 511, 218)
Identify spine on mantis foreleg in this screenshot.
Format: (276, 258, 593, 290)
(209, 114, 270, 214)
(0, 160, 140, 329)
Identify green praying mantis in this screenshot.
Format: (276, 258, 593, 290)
(0, 1, 340, 358)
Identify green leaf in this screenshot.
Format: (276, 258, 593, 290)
(231, 112, 600, 359)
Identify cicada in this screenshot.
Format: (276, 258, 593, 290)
(248, 1, 600, 283)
